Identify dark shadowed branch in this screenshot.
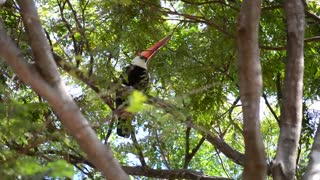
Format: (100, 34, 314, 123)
(263, 93, 280, 125)
(131, 131, 148, 167)
(122, 166, 232, 180)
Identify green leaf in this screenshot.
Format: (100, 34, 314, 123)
(16, 157, 45, 176)
(74, 32, 82, 41)
(47, 160, 75, 178)
(110, 0, 132, 6)
(126, 90, 147, 113)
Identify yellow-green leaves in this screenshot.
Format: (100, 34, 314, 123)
(111, 0, 132, 6)
(126, 90, 147, 113)
(16, 158, 75, 178)
(47, 160, 75, 178)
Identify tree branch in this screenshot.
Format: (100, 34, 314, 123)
(122, 166, 232, 180)
(19, 0, 60, 84)
(57, 0, 79, 62)
(131, 131, 148, 167)
(155, 130, 171, 169)
(260, 36, 320, 51)
(302, 123, 320, 179)
(305, 36, 320, 43)
(262, 93, 280, 125)
(141, 0, 234, 37)
(184, 126, 191, 168)
(215, 149, 231, 178)
(184, 134, 206, 168)
(0, 3, 128, 178)
(237, 0, 267, 178)
(180, 0, 239, 11)
(52, 52, 115, 110)
(272, 0, 305, 178)
(42, 148, 232, 180)
(206, 133, 245, 166)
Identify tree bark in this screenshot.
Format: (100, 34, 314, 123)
(237, 0, 267, 179)
(271, 0, 305, 179)
(122, 166, 232, 180)
(302, 125, 320, 179)
(0, 1, 129, 179)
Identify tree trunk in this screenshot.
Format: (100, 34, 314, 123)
(302, 124, 320, 179)
(271, 0, 305, 179)
(237, 0, 267, 179)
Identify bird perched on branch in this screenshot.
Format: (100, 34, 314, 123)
(116, 36, 172, 138)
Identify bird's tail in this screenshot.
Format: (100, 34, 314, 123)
(115, 95, 134, 138)
(116, 117, 132, 138)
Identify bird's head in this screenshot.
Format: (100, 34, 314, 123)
(131, 56, 148, 69)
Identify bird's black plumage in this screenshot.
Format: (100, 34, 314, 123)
(116, 63, 149, 137)
(114, 35, 172, 138)
(120, 64, 149, 89)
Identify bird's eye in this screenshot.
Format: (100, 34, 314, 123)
(140, 56, 148, 61)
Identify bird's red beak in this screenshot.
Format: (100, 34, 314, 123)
(139, 35, 172, 61)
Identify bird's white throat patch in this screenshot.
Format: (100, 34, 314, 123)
(131, 56, 147, 70)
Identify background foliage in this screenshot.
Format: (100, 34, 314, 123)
(0, 0, 319, 179)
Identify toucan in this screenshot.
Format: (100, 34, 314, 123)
(116, 36, 172, 138)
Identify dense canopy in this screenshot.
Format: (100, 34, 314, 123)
(0, 0, 319, 179)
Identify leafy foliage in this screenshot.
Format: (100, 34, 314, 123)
(0, 0, 319, 179)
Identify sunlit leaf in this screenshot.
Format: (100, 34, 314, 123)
(126, 90, 147, 113)
(47, 160, 75, 178)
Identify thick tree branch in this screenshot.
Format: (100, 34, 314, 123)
(237, 0, 266, 179)
(65, 149, 232, 179)
(6, 141, 232, 180)
(19, 0, 60, 84)
(271, 0, 305, 178)
(302, 124, 320, 179)
(206, 133, 245, 166)
(0, 2, 128, 178)
(122, 166, 232, 180)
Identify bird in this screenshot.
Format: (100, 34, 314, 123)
(116, 35, 172, 138)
